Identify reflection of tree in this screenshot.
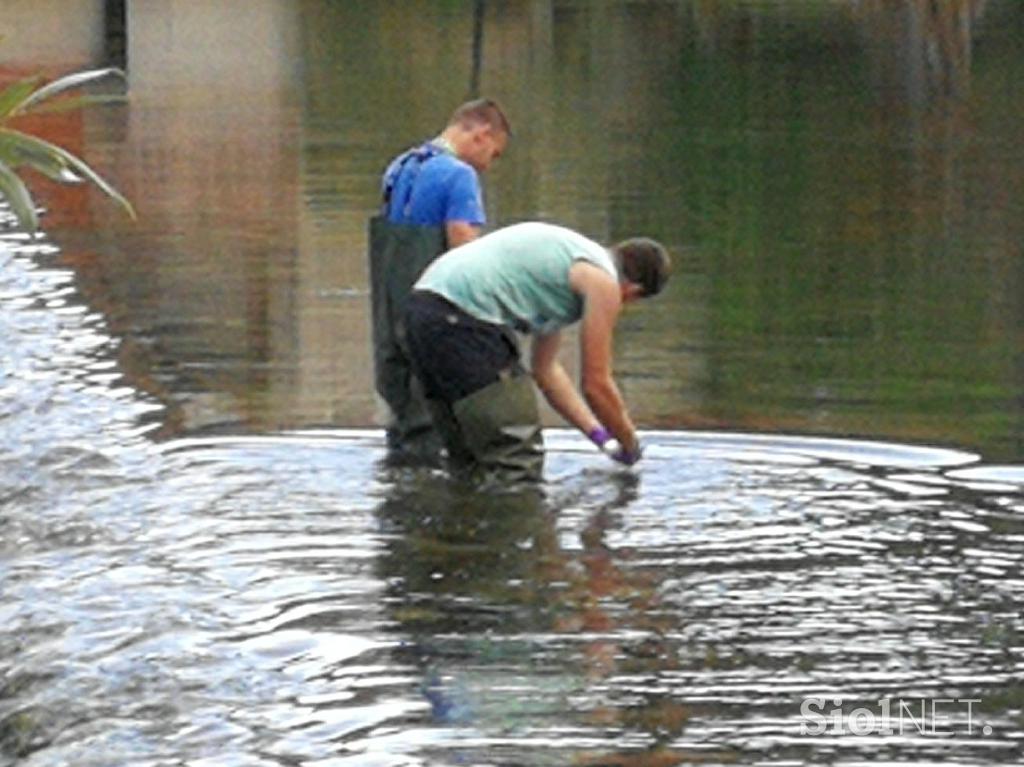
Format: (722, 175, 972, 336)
(104, 0, 127, 69)
(469, 0, 485, 98)
(48, 0, 1022, 457)
(690, 0, 989, 106)
(852, 0, 989, 105)
(669, 0, 1023, 455)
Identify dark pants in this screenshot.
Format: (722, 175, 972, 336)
(404, 291, 522, 403)
(405, 291, 543, 479)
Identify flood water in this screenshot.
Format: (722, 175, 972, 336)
(2, 1, 1024, 765)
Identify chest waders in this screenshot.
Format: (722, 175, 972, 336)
(374, 142, 543, 478)
(447, 367, 544, 482)
(403, 291, 545, 482)
(368, 215, 446, 459)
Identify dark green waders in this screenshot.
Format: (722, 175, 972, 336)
(443, 369, 545, 482)
(368, 215, 447, 460)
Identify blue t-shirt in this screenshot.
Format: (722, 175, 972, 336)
(382, 142, 486, 226)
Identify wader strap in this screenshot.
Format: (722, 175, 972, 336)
(381, 142, 445, 217)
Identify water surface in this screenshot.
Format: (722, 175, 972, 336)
(3, 227, 1024, 764)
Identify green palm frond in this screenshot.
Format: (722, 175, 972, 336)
(12, 68, 126, 115)
(0, 76, 42, 120)
(0, 68, 132, 233)
(1, 128, 134, 220)
(0, 130, 83, 184)
(0, 158, 38, 232)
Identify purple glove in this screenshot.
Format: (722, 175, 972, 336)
(609, 441, 644, 466)
(587, 426, 612, 448)
(587, 427, 643, 466)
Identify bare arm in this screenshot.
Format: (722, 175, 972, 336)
(445, 221, 480, 248)
(531, 332, 602, 434)
(569, 263, 640, 453)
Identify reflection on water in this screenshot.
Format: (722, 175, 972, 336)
(2, 226, 1024, 764)
(2, 1, 1024, 765)
(10, 0, 1020, 457)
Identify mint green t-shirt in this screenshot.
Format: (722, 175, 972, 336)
(414, 222, 618, 335)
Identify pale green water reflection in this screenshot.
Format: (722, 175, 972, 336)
(15, 0, 1022, 459)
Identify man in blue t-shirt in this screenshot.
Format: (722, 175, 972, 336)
(369, 100, 510, 462)
(381, 99, 509, 245)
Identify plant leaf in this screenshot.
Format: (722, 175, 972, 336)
(0, 128, 134, 220)
(0, 158, 39, 232)
(20, 148, 83, 184)
(16, 68, 127, 115)
(21, 93, 128, 117)
(0, 131, 83, 183)
(0, 77, 43, 119)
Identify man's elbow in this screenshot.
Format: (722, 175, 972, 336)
(532, 365, 555, 393)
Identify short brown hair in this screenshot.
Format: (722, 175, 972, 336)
(612, 237, 672, 297)
(449, 98, 511, 136)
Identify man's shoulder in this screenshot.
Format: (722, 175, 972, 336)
(386, 143, 485, 226)
(504, 222, 604, 253)
(420, 152, 478, 182)
(384, 141, 469, 180)
(415, 155, 483, 216)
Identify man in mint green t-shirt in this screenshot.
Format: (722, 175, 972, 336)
(405, 221, 671, 478)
